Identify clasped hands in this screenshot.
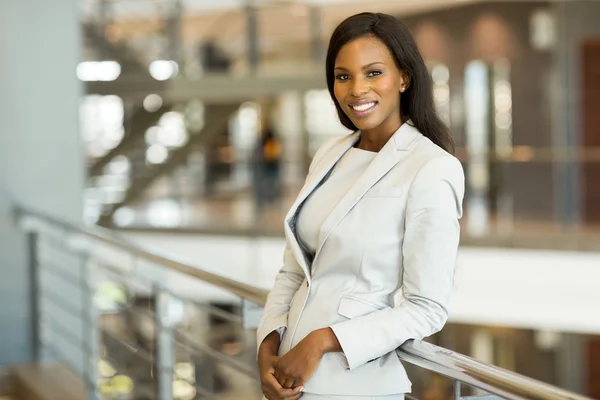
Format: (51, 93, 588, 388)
(259, 328, 341, 400)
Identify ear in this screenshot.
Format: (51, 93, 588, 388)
(400, 71, 411, 93)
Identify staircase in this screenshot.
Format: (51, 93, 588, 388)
(95, 103, 240, 226)
(81, 21, 168, 96)
(89, 104, 173, 178)
(82, 22, 150, 77)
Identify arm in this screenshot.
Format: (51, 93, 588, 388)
(257, 234, 310, 398)
(258, 243, 309, 399)
(329, 155, 465, 370)
(257, 245, 305, 356)
(256, 135, 342, 352)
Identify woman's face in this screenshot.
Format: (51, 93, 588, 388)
(333, 35, 408, 134)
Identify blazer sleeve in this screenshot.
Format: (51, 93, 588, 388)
(256, 136, 342, 351)
(256, 244, 305, 352)
(329, 154, 465, 370)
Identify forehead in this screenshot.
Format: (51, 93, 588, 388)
(334, 35, 396, 68)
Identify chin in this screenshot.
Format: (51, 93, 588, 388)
(350, 117, 383, 132)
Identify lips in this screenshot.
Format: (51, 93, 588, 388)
(348, 100, 378, 118)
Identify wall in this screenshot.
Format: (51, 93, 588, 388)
(401, 2, 556, 221)
(554, 1, 600, 224)
(0, 0, 84, 372)
(582, 41, 600, 222)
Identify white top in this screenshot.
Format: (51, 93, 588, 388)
(297, 146, 377, 255)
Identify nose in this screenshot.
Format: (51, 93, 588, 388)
(350, 77, 369, 97)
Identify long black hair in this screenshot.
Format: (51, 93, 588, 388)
(325, 12, 454, 154)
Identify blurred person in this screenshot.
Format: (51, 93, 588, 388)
(257, 12, 464, 400)
(253, 127, 283, 214)
(205, 134, 232, 195)
(199, 38, 231, 73)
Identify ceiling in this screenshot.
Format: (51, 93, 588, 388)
(82, 0, 482, 22)
(82, 0, 484, 64)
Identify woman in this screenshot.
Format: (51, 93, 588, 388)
(257, 12, 464, 400)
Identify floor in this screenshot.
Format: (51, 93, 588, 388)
(121, 192, 600, 252)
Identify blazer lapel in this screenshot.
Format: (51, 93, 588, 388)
(314, 122, 422, 264)
(283, 132, 360, 279)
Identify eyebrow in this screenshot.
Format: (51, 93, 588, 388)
(334, 62, 385, 71)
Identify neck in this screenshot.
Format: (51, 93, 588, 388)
(356, 118, 403, 152)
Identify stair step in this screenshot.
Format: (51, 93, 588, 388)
(12, 364, 86, 400)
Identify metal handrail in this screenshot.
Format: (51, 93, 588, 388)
(15, 206, 593, 400)
(397, 341, 590, 400)
(15, 206, 267, 306)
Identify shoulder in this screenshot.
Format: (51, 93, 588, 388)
(409, 133, 464, 186)
(404, 134, 465, 215)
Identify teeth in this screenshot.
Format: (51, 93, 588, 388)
(351, 102, 375, 112)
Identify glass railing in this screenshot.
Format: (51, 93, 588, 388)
(14, 205, 594, 400)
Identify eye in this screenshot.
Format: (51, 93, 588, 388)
(367, 70, 382, 77)
(335, 74, 350, 81)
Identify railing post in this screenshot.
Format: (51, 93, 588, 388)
(81, 258, 100, 400)
(155, 285, 175, 400)
(27, 232, 41, 363)
(454, 381, 462, 400)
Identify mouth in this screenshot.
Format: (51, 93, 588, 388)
(348, 101, 378, 118)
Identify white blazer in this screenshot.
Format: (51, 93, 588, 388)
(257, 122, 465, 396)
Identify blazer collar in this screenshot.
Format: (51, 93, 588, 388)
(283, 131, 360, 279)
(391, 120, 422, 151)
(284, 121, 422, 279)
(293, 120, 420, 210)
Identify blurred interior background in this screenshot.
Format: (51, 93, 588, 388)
(1, 0, 600, 399)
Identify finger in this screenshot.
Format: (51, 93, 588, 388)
(278, 387, 303, 399)
(263, 378, 280, 399)
(292, 379, 304, 389)
(266, 390, 279, 400)
(281, 377, 296, 389)
(265, 372, 283, 390)
(261, 388, 273, 400)
(263, 378, 284, 400)
(270, 371, 300, 396)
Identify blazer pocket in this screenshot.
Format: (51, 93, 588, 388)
(363, 186, 405, 198)
(337, 295, 386, 319)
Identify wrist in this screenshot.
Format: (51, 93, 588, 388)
(258, 331, 281, 359)
(312, 328, 340, 356)
(258, 346, 277, 361)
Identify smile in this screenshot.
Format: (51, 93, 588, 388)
(349, 101, 377, 117)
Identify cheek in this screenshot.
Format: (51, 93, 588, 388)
(374, 78, 400, 102)
(333, 84, 345, 105)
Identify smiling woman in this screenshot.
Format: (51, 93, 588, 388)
(332, 38, 408, 152)
(257, 12, 464, 400)
(326, 13, 453, 154)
